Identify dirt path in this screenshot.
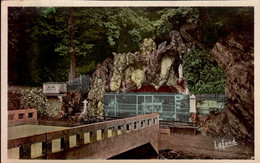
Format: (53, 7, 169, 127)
(159, 132, 254, 159)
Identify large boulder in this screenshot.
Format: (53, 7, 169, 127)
(139, 38, 156, 54)
(110, 52, 135, 91)
(87, 78, 106, 117)
(91, 58, 113, 91)
(203, 31, 254, 139)
(61, 91, 82, 118)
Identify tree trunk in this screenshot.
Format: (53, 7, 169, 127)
(68, 8, 77, 81)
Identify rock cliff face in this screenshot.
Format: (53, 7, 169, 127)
(87, 23, 202, 117)
(61, 91, 82, 117)
(87, 58, 113, 117)
(202, 32, 254, 139)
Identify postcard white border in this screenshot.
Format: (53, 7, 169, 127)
(2, 1, 260, 163)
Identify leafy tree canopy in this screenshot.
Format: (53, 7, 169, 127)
(8, 7, 253, 89)
(183, 48, 225, 94)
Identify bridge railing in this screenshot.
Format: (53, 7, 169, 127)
(8, 113, 159, 159)
(8, 109, 38, 126)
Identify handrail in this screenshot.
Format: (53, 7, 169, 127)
(46, 113, 158, 140)
(8, 133, 46, 149)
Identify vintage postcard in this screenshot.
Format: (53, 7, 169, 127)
(1, 0, 259, 162)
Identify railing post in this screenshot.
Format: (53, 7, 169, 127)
(34, 109, 38, 122)
(144, 119, 148, 127)
(136, 95, 138, 115)
(90, 131, 97, 142)
(77, 133, 84, 146)
(114, 94, 117, 117)
(140, 120, 143, 128)
(24, 111, 28, 119)
(174, 95, 177, 120)
(130, 123, 133, 131)
(112, 126, 118, 136)
(190, 94, 196, 114)
(136, 121, 140, 130)
(19, 144, 31, 159)
(121, 124, 127, 133)
(152, 95, 154, 113)
(42, 142, 46, 156)
(14, 112, 18, 122)
(61, 136, 69, 150)
(46, 140, 52, 159)
(156, 116, 159, 124)
(102, 129, 109, 139)
(42, 133, 52, 159)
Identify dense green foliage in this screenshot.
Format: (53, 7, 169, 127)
(199, 7, 254, 47)
(183, 49, 225, 94)
(8, 7, 253, 91)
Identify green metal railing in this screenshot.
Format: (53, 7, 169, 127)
(67, 75, 91, 92)
(196, 94, 226, 102)
(104, 92, 190, 122)
(196, 94, 226, 116)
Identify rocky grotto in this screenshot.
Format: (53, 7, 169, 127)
(87, 23, 203, 118)
(10, 23, 254, 140)
(86, 23, 254, 140)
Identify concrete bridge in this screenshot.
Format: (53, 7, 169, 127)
(8, 113, 159, 159)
